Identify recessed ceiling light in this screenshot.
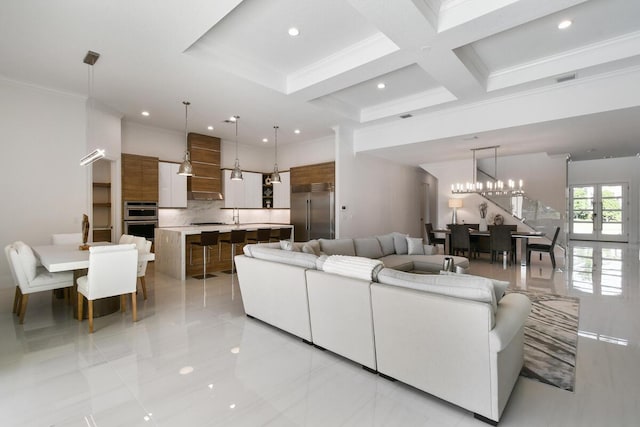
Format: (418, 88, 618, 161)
(228, 116, 237, 122)
(262, 138, 268, 143)
(141, 111, 150, 117)
(294, 129, 301, 134)
(558, 20, 572, 30)
(377, 82, 386, 89)
(207, 126, 214, 131)
(288, 27, 299, 36)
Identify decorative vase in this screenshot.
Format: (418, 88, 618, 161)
(479, 218, 488, 232)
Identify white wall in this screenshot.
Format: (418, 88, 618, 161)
(569, 156, 640, 243)
(336, 126, 422, 238)
(122, 121, 184, 162)
(0, 78, 88, 288)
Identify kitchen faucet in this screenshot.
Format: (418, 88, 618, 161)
(232, 208, 240, 225)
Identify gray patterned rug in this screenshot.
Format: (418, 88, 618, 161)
(507, 289, 580, 392)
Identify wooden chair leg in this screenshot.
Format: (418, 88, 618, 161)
(18, 294, 29, 324)
(88, 300, 94, 333)
(140, 276, 147, 300)
(13, 286, 21, 314)
(550, 252, 556, 269)
(131, 292, 137, 322)
(120, 295, 127, 313)
(77, 293, 84, 321)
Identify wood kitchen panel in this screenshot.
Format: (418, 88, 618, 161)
(187, 133, 221, 198)
(290, 161, 335, 186)
(191, 163, 218, 177)
(190, 148, 220, 165)
(122, 153, 159, 201)
(188, 177, 220, 193)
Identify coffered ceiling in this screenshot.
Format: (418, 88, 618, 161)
(1, 0, 639, 164)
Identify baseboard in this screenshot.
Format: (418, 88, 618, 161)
(474, 413, 498, 426)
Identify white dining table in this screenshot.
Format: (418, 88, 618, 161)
(33, 243, 155, 273)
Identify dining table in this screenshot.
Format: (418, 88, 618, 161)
(433, 228, 545, 266)
(32, 243, 155, 318)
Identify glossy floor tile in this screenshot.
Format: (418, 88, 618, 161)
(1, 241, 639, 426)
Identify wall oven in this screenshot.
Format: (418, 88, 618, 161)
(124, 201, 158, 242)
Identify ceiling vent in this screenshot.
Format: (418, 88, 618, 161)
(399, 113, 413, 119)
(556, 73, 576, 83)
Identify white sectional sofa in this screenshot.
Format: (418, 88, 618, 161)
(235, 233, 531, 424)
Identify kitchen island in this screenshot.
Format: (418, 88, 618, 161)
(155, 223, 292, 280)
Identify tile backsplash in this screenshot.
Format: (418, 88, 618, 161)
(158, 200, 290, 227)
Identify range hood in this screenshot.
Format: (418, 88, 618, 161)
(188, 191, 223, 201)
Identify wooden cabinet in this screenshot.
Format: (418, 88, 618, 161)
(122, 153, 159, 201)
(159, 162, 187, 208)
(187, 133, 221, 199)
(290, 162, 335, 187)
(184, 233, 245, 275)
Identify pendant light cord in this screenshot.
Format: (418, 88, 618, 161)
(274, 125, 279, 168)
(183, 101, 190, 157)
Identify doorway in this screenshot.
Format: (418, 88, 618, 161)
(570, 183, 627, 242)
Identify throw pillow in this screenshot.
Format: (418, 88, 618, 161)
(406, 237, 425, 255)
(280, 240, 293, 251)
(354, 237, 384, 259)
(392, 232, 409, 255)
(302, 239, 321, 256)
(439, 271, 509, 302)
(376, 233, 396, 256)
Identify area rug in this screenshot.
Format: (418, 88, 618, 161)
(507, 289, 580, 392)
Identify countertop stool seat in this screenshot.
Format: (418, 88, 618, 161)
(269, 227, 291, 242)
(190, 231, 219, 279)
(219, 229, 246, 275)
(248, 228, 272, 244)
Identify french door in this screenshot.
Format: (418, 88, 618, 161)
(570, 183, 627, 242)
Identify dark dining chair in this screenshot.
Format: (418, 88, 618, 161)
(450, 225, 477, 259)
(527, 226, 561, 269)
(490, 225, 515, 265)
(425, 223, 445, 252)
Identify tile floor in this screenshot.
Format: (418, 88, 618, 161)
(1, 241, 639, 426)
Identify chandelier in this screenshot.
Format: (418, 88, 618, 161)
(451, 146, 524, 195)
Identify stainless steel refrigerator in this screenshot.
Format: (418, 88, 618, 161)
(291, 183, 335, 242)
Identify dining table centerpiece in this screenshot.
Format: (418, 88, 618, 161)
(80, 213, 90, 250)
(479, 202, 488, 231)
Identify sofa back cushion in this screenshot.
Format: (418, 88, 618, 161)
(392, 232, 409, 255)
(302, 239, 321, 256)
(376, 234, 396, 256)
(354, 237, 384, 259)
(246, 247, 318, 269)
(319, 238, 356, 256)
(243, 242, 280, 257)
(377, 268, 497, 314)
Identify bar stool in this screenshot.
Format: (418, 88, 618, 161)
(190, 231, 219, 279)
(247, 228, 272, 244)
(219, 229, 246, 275)
(269, 227, 292, 242)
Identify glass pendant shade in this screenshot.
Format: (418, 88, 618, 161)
(177, 101, 194, 176)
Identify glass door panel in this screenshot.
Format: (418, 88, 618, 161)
(570, 183, 627, 242)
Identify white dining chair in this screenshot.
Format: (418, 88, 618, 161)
(119, 234, 136, 245)
(52, 233, 83, 245)
(5, 241, 74, 324)
(76, 244, 138, 333)
(132, 236, 152, 300)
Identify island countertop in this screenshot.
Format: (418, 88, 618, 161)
(154, 223, 292, 280)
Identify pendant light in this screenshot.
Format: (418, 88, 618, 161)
(229, 115, 243, 181)
(177, 101, 194, 176)
(271, 125, 281, 184)
(80, 50, 106, 166)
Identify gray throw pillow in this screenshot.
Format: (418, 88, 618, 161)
(392, 232, 408, 255)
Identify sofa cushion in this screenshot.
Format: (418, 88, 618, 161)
(376, 234, 396, 256)
(406, 237, 425, 255)
(247, 247, 318, 269)
(243, 242, 280, 257)
(280, 240, 302, 252)
(322, 255, 384, 281)
(316, 254, 329, 270)
(377, 268, 497, 313)
(440, 271, 509, 302)
(392, 232, 409, 255)
(379, 255, 415, 271)
(302, 239, 321, 256)
(354, 237, 384, 259)
(319, 238, 356, 256)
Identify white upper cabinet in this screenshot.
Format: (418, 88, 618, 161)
(158, 162, 187, 208)
(273, 171, 290, 208)
(243, 172, 263, 208)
